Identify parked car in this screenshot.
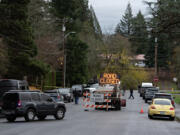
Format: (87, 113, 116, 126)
(142, 87, 157, 99)
(2, 90, 66, 122)
(148, 98, 175, 120)
(83, 88, 96, 93)
(144, 87, 159, 103)
(58, 88, 73, 102)
(0, 79, 29, 113)
(44, 90, 64, 102)
(153, 93, 175, 107)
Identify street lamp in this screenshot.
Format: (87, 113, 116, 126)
(62, 25, 76, 88)
(155, 37, 158, 77)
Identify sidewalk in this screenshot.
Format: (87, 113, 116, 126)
(175, 103, 180, 121)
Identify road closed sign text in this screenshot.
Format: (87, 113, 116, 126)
(100, 73, 120, 85)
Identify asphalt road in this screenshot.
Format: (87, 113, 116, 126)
(0, 91, 180, 135)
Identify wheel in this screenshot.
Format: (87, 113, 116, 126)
(37, 115, 46, 120)
(6, 115, 16, 122)
(170, 117, 175, 121)
(148, 114, 153, 119)
(145, 99, 147, 103)
(54, 108, 65, 120)
(115, 105, 121, 110)
(24, 109, 36, 122)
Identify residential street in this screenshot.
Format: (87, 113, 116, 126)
(0, 91, 180, 135)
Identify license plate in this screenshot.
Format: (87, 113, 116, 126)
(3, 111, 15, 115)
(160, 111, 165, 115)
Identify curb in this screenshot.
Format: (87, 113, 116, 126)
(176, 116, 180, 122)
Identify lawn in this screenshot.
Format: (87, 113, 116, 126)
(174, 95, 180, 104)
(168, 91, 180, 94)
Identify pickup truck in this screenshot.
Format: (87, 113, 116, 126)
(144, 88, 159, 103)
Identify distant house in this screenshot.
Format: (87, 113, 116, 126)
(133, 54, 146, 67)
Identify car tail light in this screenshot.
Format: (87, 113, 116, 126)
(17, 100, 22, 107)
(151, 106, 156, 109)
(171, 100, 174, 105)
(170, 107, 174, 110)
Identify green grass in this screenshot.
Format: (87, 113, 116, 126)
(167, 91, 180, 94)
(158, 81, 178, 90)
(173, 95, 180, 104)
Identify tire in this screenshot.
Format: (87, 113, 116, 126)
(54, 108, 65, 120)
(115, 104, 121, 110)
(170, 117, 175, 121)
(6, 115, 16, 122)
(148, 114, 153, 119)
(37, 115, 46, 120)
(24, 109, 36, 122)
(145, 99, 147, 103)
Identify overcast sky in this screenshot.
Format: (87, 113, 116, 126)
(89, 0, 156, 33)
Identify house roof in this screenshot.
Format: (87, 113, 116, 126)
(134, 54, 145, 61)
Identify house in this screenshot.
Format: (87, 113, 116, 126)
(133, 54, 146, 67)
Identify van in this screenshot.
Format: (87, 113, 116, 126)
(0, 79, 29, 112)
(139, 82, 153, 97)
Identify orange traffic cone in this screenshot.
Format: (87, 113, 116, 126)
(140, 106, 144, 114)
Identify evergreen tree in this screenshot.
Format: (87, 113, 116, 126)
(0, 0, 48, 79)
(145, 35, 169, 68)
(50, 0, 90, 86)
(144, 0, 179, 69)
(89, 6, 102, 38)
(66, 36, 88, 85)
(130, 11, 148, 54)
(115, 2, 133, 37)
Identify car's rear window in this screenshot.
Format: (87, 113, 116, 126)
(3, 93, 19, 103)
(154, 100, 171, 105)
(155, 94, 171, 99)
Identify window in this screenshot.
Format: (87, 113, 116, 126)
(154, 100, 171, 105)
(41, 94, 53, 102)
(20, 93, 31, 101)
(31, 93, 40, 101)
(3, 93, 19, 103)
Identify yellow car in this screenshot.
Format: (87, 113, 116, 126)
(148, 98, 175, 120)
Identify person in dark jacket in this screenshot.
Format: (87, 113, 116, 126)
(129, 89, 134, 99)
(73, 89, 79, 104)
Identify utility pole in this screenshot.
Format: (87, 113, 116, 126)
(62, 18, 75, 88)
(155, 37, 158, 77)
(62, 18, 66, 88)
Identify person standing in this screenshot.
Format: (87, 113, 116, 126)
(129, 88, 134, 99)
(73, 89, 79, 104)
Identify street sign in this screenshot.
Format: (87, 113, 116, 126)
(153, 77, 159, 82)
(90, 94, 104, 102)
(100, 73, 120, 84)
